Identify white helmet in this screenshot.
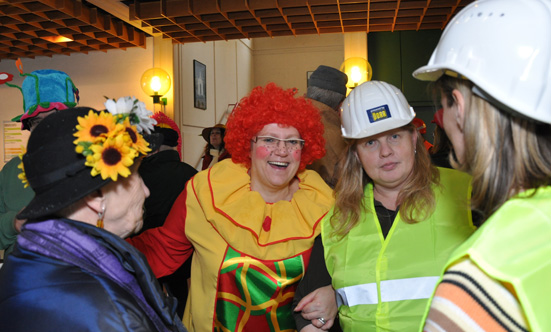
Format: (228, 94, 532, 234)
(340, 81, 415, 139)
(413, 0, 551, 124)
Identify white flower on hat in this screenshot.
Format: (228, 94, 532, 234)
(104, 96, 157, 134)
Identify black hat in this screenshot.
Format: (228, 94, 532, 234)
(308, 65, 348, 95)
(155, 127, 179, 147)
(142, 132, 163, 153)
(18, 107, 157, 220)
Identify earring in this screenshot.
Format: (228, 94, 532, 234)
(96, 203, 105, 228)
(414, 149, 417, 154)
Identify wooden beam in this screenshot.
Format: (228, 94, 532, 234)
(86, 0, 157, 36)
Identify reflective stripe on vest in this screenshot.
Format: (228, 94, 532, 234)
(336, 276, 439, 307)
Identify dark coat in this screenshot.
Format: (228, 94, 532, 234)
(0, 218, 186, 331)
(138, 150, 197, 234)
(136, 149, 197, 318)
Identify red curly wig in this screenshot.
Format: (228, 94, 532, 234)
(225, 83, 325, 171)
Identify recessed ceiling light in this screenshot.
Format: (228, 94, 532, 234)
(42, 36, 74, 43)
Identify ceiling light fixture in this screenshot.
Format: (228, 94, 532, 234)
(42, 36, 74, 43)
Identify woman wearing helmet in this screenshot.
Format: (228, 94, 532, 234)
(293, 81, 475, 331)
(413, 0, 551, 331)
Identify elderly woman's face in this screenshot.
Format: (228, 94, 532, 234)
(356, 127, 417, 191)
(103, 171, 150, 238)
(249, 123, 302, 193)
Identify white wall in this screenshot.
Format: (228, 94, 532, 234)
(175, 39, 254, 168)
(0, 38, 155, 168)
(253, 34, 345, 96)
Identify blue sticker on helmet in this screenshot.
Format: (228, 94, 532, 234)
(367, 104, 391, 123)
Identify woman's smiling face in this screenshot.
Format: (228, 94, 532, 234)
(249, 123, 302, 195)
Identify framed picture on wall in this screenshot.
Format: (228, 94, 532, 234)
(194, 60, 207, 110)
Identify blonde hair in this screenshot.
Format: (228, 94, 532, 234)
(435, 75, 551, 220)
(330, 124, 440, 238)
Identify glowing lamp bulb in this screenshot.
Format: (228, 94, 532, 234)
(150, 76, 161, 93)
(350, 66, 362, 83)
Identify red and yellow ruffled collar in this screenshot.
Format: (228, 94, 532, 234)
(200, 160, 333, 256)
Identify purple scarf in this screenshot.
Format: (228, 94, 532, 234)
(18, 218, 171, 332)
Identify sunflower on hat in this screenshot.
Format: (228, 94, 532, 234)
(87, 132, 137, 181)
(17, 96, 157, 185)
(119, 116, 151, 155)
(70, 97, 157, 182)
(73, 110, 137, 181)
(74, 111, 119, 145)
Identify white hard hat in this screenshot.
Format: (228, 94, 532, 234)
(340, 81, 416, 139)
(413, 0, 551, 124)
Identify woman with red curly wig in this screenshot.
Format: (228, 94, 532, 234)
(129, 83, 334, 331)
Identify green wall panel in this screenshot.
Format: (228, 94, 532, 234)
(368, 30, 442, 106)
(368, 31, 402, 89)
(368, 30, 443, 143)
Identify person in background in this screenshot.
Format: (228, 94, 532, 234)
(298, 65, 348, 332)
(0, 62, 79, 254)
(428, 109, 453, 169)
(200, 124, 231, 170)
(293, 81, 475, 331)
(136, 112, 197, 319)
(413, 0, 551, 330)
(129, 83, 334, 331)
(138, 112, 197, 235)
(305, 65, 348, 188)
(0, 102, 186, 331)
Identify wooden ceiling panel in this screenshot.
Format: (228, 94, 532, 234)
(287, 15, 312, 23)
(283, 7, 310, 16)
(18, 13, 45, 22)
(43, 11, 73, 20)
(0, 0, 474, 60)
(0, 0, 146, 60)
(396, 16, 420, 24)
(242, 25, 267, 33)
(226, 11, 254, 20)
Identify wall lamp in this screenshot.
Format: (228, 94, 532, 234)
(140, 68, 171, 104)
(339, 57, 373, 93)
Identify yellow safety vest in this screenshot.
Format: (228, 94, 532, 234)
(422, 186, 551, 332)
(323, 168, 475, 332)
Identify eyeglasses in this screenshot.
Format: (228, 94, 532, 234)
(252, 136, 305, 151)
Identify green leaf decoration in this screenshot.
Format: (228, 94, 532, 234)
(78, 141, 94, 156)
